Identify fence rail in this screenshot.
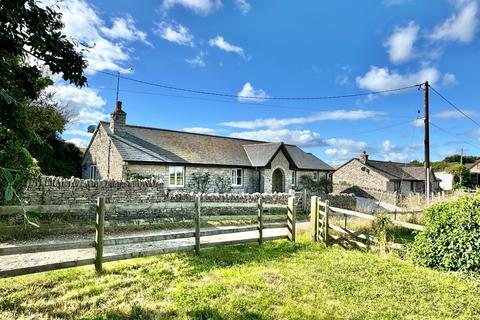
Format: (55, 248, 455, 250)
(0, 195, 297, 278)
(310, 196, 424, 250)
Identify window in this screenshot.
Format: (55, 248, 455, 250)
(292, 171, 297, 186)
(231, 168, 243, 186)
(313, 172, 319, 181)
(89, 165, 97, 180)
(410, 181, 415, 191)
(169, 166, 184, 187)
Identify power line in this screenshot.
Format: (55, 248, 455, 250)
(90, 85, 413, 119)
(430, 121, 480, 150)
(325, 119, 414, 140)
(91, 69, 421, 101)
(430, 85, 480, 129)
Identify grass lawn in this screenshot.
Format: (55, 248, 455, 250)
(1, 234, 480, 320)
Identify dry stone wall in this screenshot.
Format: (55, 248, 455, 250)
(23, 176, 166, 205)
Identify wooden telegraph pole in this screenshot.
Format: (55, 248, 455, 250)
(424, 81, 431, 206)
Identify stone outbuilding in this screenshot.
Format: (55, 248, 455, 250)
(82, 101, 333, 193)
(333, 151, 440, 201)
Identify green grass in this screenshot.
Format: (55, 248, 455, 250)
(1, 234, 480, 319)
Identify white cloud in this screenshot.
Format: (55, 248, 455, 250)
(154, 22, 194, 46)
(469, 128, 480, 139)
(183, 127, 216, 134)
(55, 0, 147, 73)
(433, 109, 477, 119)
(412, 118, 424, 128)
(221, 110, 384, 129)
(100, 15, 149, 44)
(209, 36, 246, 58)
(230, 129, 326, 147)
(64, 129, 94, 137)
(45, 84, 108, 127)
(161, 0, 222, 15)
(186, 51, 206, 67)
(431, 1, 478, 43)
(383, 0, 413, 6)
(384, 21, 419, 64)
(335, 65, 352, 86)
(66, 138, 90, 148)
(442, 73, 458, 87)
(324, 138, 368, 163)
(377, 140, 421, 162)
(234, 0, 251, 14)
(237, 82, 269, 102)
(356, 66, 442, 91)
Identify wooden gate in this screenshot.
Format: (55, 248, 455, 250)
(309, 196, 424, 250)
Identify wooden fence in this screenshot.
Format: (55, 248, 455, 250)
(310, 196, 424, 250)
(0, 195, 296, 278)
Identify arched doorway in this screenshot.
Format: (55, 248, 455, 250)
(272, 168, 284, 193)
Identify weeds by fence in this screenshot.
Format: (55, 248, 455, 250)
(0, 195, 297, 278)
(310, 196, 424, 251)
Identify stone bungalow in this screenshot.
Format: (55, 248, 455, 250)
(82, 102, 333, 193)
(333, 151, 439, 199)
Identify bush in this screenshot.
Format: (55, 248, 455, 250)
(410, 193, 480, 271)
(298, 175, 331, 193)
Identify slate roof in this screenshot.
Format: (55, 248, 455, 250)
(100, 122, 333, 171)
(364, 159, 437, 181)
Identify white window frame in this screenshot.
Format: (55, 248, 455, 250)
(231, 168, 243, 187)
(292, 170, 297, 186)
(169, 166, 185, 187)
(89, 165, 97, 180)
(313, 171, 319, 181)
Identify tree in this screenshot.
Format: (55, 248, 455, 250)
(446, 164, 471, 189)
(26, 97, 82, 177)
(1, 0, 87, 202)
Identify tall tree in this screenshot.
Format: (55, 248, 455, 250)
(0, 0, 87, 202)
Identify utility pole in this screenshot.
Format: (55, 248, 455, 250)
(460, 148, 464, 165)
(115, 70, 120, 104)
(424, 81, 430, 206)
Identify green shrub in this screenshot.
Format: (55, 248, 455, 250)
(410, 194, 480, 271)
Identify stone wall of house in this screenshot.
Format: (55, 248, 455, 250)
(333, 183, 399, 205)
(125, 164, 260, 193)
(261, 150, 292, 193)
(333, 159, 390, 191)
(82, 125, 124, 180)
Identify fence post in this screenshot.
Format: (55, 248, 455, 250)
(95, 197, 105, 273)
(302, 188, 308, 212)
(287, 195, 297, 242)
(194, 195, 201, 254)
(257, 198, 263, 245)
(310, 196, 318, 241)
(324, 200, 330, 246)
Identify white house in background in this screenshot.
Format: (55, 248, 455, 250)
(435, 172, 453, 191)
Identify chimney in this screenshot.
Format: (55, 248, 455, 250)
(360, 150, 368, 164)
(110, 101, 126, 135)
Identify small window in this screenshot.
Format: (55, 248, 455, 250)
(292, 171, 297, 186)
(313, 172, 319, 181)
(89, 165, 97, 180)
(231, 169, 243, 186)
(169, 166, 185, 187)
(410, 181, 414, 191)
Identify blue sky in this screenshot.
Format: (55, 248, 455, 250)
(50, 0, 480, 165)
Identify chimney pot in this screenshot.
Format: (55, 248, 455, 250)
(360, 151, 368, 164)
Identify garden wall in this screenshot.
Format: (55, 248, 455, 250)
(23, 176, 166, 205)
